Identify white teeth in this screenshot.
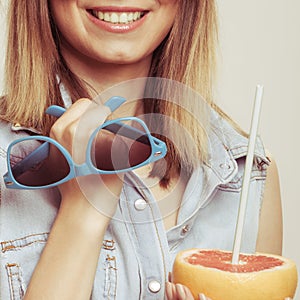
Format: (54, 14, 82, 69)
(133, 12, 140, 21)
(119, 13, 128, 24)
(93, 11, 144, 24)
(103, 12, 110, 21)
(127, 12, 133, 22)
(98, 11, 104, 20)
(110, 12, 119, 23)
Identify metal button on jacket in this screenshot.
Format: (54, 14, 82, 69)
(181, 224, 190, 235)
(219, 162, 231, 169)
(134, 198, 147, 211)
(148, 280, 161, 293)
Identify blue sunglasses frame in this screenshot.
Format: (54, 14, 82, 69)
(3, 97, 167, 189)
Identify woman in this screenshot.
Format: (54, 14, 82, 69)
(0, 1, 282, 299)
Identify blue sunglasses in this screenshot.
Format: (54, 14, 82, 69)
(3, 96, 167, 189)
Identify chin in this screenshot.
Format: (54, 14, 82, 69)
(100, 52, 151, 66)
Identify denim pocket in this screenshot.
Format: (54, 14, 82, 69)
(1, 233, 48, 300)
(1, 233, 48, 253)
(102, 239, 118, 299)
(104, 254, 117, 298)
(5, 263, 26, 300)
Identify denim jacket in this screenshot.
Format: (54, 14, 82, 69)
(0, 106, 269, 300)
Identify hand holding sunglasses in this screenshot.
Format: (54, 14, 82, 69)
(3, 96, 167, 189)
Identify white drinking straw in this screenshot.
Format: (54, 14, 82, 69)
(231, 85, 264, 264)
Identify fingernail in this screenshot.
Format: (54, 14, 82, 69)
(199, 293, 207, 300)
(176, 284, 186, 298)
(165, 282, 172, 298)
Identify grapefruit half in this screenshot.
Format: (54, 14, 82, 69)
(172, 249, 298, 300)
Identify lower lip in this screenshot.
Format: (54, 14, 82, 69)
(87, 12, 148, 33)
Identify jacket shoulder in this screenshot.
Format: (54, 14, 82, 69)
(209, 109, 268, 164)
(0, 120, 30, 151)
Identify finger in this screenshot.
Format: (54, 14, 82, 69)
(165, 282, 177, 299)
(51, 98, 111, 140)
(79, 99, 111, 128)
(49, 99, 90, 148)
(66, 98, 111, 122)
(166, 282, 195, 300)
(170, 283, 177, 299)
(182, 285, 194, 299)
(52, 99, 112, 163)
(50, 98, 92, 136)
(175, 284, 194, 300)
(199, 294, 212, 300)
(165, 282, 173, 300)
(284, 298, 293, 300)
(175, 284, 186, 299)
(72, 100, 112, 163)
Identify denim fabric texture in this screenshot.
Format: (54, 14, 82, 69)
(0, 98, 268, 299)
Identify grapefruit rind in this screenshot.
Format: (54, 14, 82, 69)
(172, 248, 298, 300)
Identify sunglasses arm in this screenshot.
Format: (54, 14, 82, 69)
(103, 122, 150, 145)
(45, 96, 126, 117)
(46, 98, 151, 146)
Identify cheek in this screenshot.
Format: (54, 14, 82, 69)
(49, 0, 68, 24)
(152, 11, 177, 42)
(50, 1, 84, 39)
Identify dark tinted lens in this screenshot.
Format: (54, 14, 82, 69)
(10, 139, 70, 187)
(91, 120, 152, 171)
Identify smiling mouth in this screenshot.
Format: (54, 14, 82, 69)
(87, 10, 148, 24)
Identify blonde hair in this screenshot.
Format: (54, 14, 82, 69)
(1, 0, 219, 185)
(146, 0, 219, 183)
(0, 0, 89, 131)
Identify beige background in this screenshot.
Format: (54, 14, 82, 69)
(215, 1, 300, 299)
(1, 0, 299, 298)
